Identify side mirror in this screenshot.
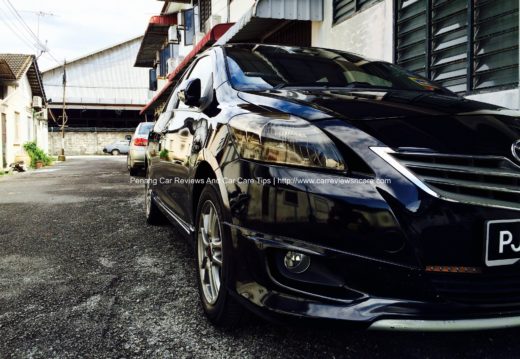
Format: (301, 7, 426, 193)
(125, 135, 132, 141)
(179, 78, 201, 107)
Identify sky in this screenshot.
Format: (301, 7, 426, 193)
(0, 0, 163, 71)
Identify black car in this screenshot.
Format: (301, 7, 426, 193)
(145, 44, 520, 330)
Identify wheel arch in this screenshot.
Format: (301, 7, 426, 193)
(192, 157, 232, 230)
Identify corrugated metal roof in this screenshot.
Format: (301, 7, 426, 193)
(256, 0, 323, 20)
(215, 0, 323, 45)
(42, 38, 152, 107)
(135, 15, 178, 68)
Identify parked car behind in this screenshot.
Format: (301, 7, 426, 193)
(127, 122, 154, 176)
(145, 44, 520, 330)
(103, 139, 130, 155)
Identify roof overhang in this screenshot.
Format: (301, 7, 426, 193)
(159, 0, 191, 15)
(140, 23, 234, 116)
(215, 0, 323, 45)
(134, 14, 178, 68)
(0, 59, 16, 81)
(27, 59, 46, 100)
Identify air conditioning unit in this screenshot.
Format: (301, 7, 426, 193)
(204, 15, 221, 33)
(32, 96, 43, 109)
(168, 25, 180, 44)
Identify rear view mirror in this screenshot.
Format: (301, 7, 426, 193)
(179, 78, 201, 107)
(125, 135, 132, 141)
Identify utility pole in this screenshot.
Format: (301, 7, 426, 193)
(58, 59, 67, 161)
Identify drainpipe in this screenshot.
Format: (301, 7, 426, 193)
(227, 0, 231, 22)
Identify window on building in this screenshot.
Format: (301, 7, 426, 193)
(333, 0, 383, 24)
(395, 0, 519, 94)
(184, 8, 195, 46)
(198, 0, 212, 33)
(0, 85, 6, 99)
(149, 68, 157, 91)
(159, 45, 172, 77)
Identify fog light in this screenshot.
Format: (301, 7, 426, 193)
(283, 251, 311, 274)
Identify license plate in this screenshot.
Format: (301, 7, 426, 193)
(486, 220, 520, 267)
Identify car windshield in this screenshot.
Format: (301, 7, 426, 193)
(138, 122, 154, 135)
(225, 45, 451, 94)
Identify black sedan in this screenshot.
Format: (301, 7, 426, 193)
(145, 44, 520, 330)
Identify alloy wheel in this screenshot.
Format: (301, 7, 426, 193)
(198, 200, 223, 305)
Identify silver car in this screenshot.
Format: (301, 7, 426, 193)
(127, 122, 154, 175)
(103, 139, 130, 155)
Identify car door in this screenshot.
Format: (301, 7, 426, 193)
(162, 55, 214, 225)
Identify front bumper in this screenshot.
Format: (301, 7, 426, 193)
(227, 225, 520, 331)
(220, 159, 520, 330)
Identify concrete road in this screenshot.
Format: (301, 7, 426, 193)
(0, 156, 519, 358)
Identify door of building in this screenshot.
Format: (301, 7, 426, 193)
(1, 113, 6, 168)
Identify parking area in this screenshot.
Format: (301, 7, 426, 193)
(1, 156, 519, 358)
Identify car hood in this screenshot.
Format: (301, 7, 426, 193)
(238, 89, 520, 158)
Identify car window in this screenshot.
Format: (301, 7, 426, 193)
(138, 122, 154, 135)
(225, 45, 452, 95)
(178, 56, 213, 110)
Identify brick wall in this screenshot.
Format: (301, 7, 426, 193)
(48, 129, 134, 155)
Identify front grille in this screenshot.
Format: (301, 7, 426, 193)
(391, 151, 520, 210)
(431, 272, 520, 305)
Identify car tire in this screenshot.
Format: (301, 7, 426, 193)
(111, 149, 120, 156)
(128, 156, 139, 176)
(195, 184, 245, 327)
(145, 173, 167, 225)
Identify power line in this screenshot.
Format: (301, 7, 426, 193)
(0, 5, 39, 52)
(1, 0, 61, 65)
(3, 0, 45, 50)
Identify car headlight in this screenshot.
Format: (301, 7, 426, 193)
(228, 114, 345, 170)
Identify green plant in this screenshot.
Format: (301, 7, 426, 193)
(159, 149, 169, 160)
(23, 142, 53, 168)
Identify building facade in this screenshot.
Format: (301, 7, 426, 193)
(42, 37, 153, 155)
(0, 54, 47, 170)
(136, 0, 519, 116)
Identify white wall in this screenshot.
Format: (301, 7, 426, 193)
(212, 0, 228, 22)
(312, 0, 394, 61)
(230, 0, 255, 22)
(0, 75, 47, 169)
(466, 89, 520, 110)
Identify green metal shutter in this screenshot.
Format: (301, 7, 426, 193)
(431, 0, 469, 93)
(358, 0, 381, 11)
(334, 0, 383, 24)
(333, 0, 356, 24)
(396, 0, 428, 77)
(473, 0, 519, 90)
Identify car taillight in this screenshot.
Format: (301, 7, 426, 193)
(133, 138, 148, 147)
